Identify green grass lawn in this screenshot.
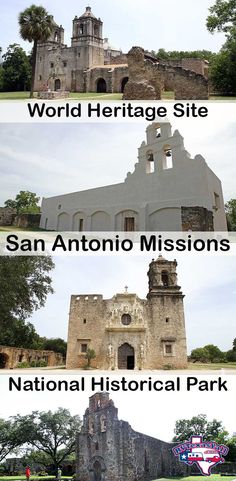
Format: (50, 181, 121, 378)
(188, 362, 236, 370)
(0, 91, 235, 101)
(156, 477, 236, 481)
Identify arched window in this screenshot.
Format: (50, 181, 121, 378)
(163, 147, 173, 169)
(79, 24, 84, 35)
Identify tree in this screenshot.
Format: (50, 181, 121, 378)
(225, 199, 236, 230)
(4, 190, 40, 214)
(190, 345, 225, 363)
(0, 419, 21, 462)
(206, 0, 236, 36)
(40, 338, 67, 358)
(18, 5, 54, 98)
(0, 257, 54, 346)
(210, 35, 236, 93)
(173, 414, 227, 442)
(12, 409, 81, 472)
(2, 44, 31, 92)
(85, 348, 96, 368)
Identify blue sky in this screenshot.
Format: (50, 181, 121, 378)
(1, 0, 226, 55)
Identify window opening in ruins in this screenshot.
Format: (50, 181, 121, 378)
(94, 25, 99, 36)
(83, 318, 87, 324)
(50, 62, 54, 68)
(0, 353, 9, 369)
(63, 61, 67, 67)
(100, 415, 106, 431)
(166, 317, 170, 323)
(121, 77, 129, 93)
(79, 24, 84, 35)
(79, 218, 84, 231)
(146, 151, 154, 173)
(163, 148, 173, 170)
(97, 399, 101, 408)
(214, 192, 220, 210)
(161, 272, 169, 287)
(165, 344, 172, 354)
(95, 442, 99, 450)
(18, 354, 23, 362)
(156, 127, 161, 138)
(121, 313, 131, 325)
(81, 343, 87, 353)
(54, 32, 59, 42)
(144, 450, 150, 472)
(124, 217, 135, 231)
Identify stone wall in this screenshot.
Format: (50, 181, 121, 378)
(0, 207, 16, 226)
(181, 206, 214, 231)
(123, 46, 209, 100)
(12, 213, 41, 229)
(0, 345, 63, 369)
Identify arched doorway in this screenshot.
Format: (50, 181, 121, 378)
(93, 461, 102, 481)
(96, 78, 107, 93)
(118, 343, 135, 369)
(0, 353, 9, 369)
(54, 78, 61, 91)
(121, 77, 129, 93)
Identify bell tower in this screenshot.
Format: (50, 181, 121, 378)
(147, 255, 182, 298)
(71, 6, 104, 68)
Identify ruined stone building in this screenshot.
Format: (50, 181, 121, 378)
(40, 122, 227, 232)
(77, 392, 187, 481)
(66, 256, 187, 370)
(35, 6, 209, 99)
(0, 345, 63, 369)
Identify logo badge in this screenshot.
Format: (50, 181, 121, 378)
(172, 435, 229, 475)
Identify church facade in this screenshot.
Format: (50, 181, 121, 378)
(76, 392, 188, 481)
(40, 122, 227, 232)
(66, 256, 188, 370)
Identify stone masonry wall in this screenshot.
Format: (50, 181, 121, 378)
(0, 345, 63, 369)
(0, 207, 16, 226)
(181, 206, 214, 231)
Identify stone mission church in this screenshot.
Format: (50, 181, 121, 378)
(76, 392, 187, 481)
(40, 122, 227, 232)
(66, 256, 188, 370)
(35, 6, 209, 98)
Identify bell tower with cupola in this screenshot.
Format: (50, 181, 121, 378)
(71, 6, 104, 68)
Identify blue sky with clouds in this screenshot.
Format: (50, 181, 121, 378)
(1, 0, 226, 55)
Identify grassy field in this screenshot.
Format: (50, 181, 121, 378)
(188, 362, 236, 370)
(0, 91, 235, 101)
(156, 477, 236, 481)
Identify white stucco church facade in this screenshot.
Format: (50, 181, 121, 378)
(40, 122, 227, 231)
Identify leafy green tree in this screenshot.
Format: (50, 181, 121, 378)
(0, 257, 54, 347)
(40, 338, 67, 357)
(18, 5, 54, 98)
(226, 349, 236, 361)
(190, 345, 225, 363)
(0, 418, 21, 462)
(190, 347, 210, 362)
(2, 44, 31, 92)
(85, 348, 96, 368)
(206, 0, 236, 36)
(225, 199, 236, 230)
(12, 409, 81, 471)
(4, 190, 40, 214)
(210, 35, 236, 93)
(173, 414, 227, 442)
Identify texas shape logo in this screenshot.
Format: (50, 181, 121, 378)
(172, 435, 229, 475)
